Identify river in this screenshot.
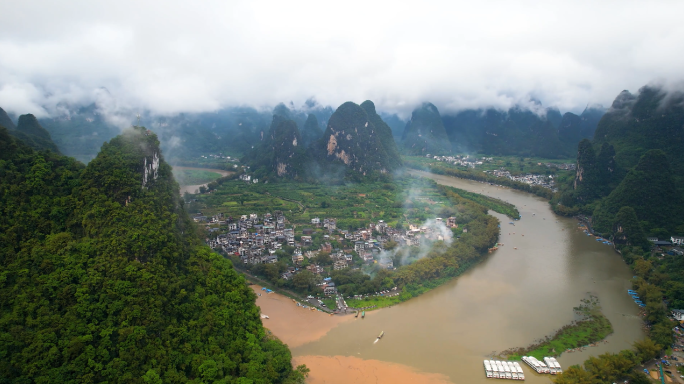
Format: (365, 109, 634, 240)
(172, 166, 233, 195)
(290, 170, 645, 383)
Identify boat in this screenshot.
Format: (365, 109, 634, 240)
(377, 331, 384, 340)
(355, 311, 359, 318)
(260, 314, 269, 319)
(513, 362, 525, 380)
(496, 361, 506, 379)
(507, 361, 519, 379)
(490, 360, 500, 378)
(483, 360, 493, 378)
(548, 357, 562, 374)
(522, 356, 547, 374)
(502, 361, 512, 379)
(362, 311, 365, 318)
(544, 357, 558, 374)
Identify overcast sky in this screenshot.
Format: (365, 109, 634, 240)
(1, 0, 683, 118)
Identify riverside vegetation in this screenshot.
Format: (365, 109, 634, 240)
(499, 295, 613, 361)
(403, 156, 560, 200)
(0, 126, 307, 383)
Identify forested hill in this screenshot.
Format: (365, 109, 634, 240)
(0, 126, 303, 383)
(0, 107, 15, 130)
(441, 104, 604, 158)
(0, 111, 61, 153)
(556, 84, 684, 240)
(402, 102, 451, 155)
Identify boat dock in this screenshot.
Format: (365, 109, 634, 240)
(484, 360, 525, 380)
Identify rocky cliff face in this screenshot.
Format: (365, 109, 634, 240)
(270, 119, 304, 177)
(320, 101, 394, 175)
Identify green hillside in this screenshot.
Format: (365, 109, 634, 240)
(0, 107, 15, 130)
(592, 149, 682, 235)
(402, 102, 451, 155)
(301, 113, 322, 148)
(593, 86, 684, 177)
(442, 106, 573, 158)
(7, 114, 61, 153)
(556, 85, 684, 237)
(360, 100, 403, 169)
(0, 126, 303, 383)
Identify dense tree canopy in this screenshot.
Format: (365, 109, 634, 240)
(0, 127, 303, 383)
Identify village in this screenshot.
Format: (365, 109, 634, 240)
(485, 169, 557, 191)
(428, 154, 492, 168)
(197, 212, 460, 296)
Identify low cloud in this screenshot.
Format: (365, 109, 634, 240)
(2, 0, 684, 118)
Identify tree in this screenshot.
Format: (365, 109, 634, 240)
(633, 338, 661, 363)
(553, 365, 594, 384)
(613, 207, 649, 250)
(142, 370, 163, 384)
(293, 271, 317, 292)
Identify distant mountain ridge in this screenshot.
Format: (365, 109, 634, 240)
(2, 96, 606, 164)
(441, 104, 604, 158)
(0, 110, 61, 153)
(402, 102, 451, 155)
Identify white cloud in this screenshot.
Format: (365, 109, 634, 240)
(1, 0, 683, 117)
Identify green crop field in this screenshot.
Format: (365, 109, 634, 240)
(172, 168, 222, 185)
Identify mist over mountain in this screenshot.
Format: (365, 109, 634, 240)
(301, 113, 323, 148)
(557, 84, 684, 236)
(441, 103, 603, 158)
(402, 103, 451, 155)
(557, 105, 605, 149)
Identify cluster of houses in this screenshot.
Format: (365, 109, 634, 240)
(429, 154, 492, 168)
(239, 174, 259, 183)
(540, 162, 576, 170)
(649, 236, 684, 256)
(486, 169, 556, 191)
(199, 212, 461, 294)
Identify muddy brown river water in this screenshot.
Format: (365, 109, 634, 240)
(290, 170, 646, 383)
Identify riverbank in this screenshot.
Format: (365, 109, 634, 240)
(346, 258, 485, 312)
(498, 296, 614, 361)
(251, 285, 351, 348)
(293, 355, 453, 384)
(404, 162, 555, 200)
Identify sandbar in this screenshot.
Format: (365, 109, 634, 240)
(293, 355, 454, 384)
